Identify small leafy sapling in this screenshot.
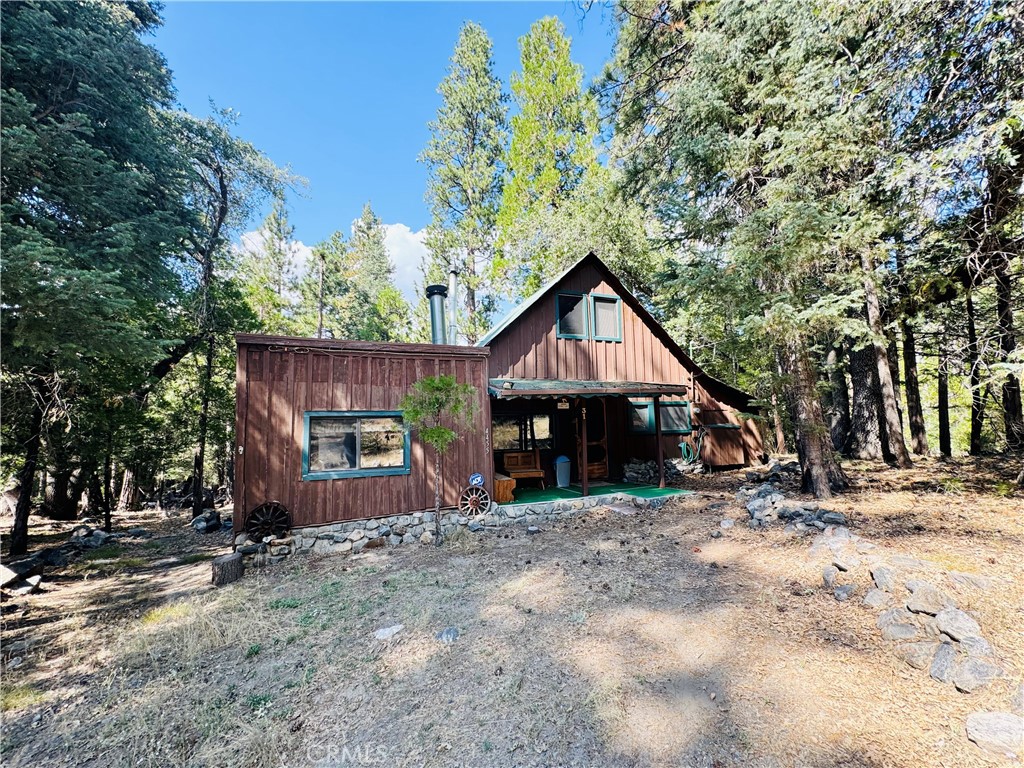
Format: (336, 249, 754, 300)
(400, 375, 478, 544)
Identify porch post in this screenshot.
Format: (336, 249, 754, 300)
(654, 395, 665, 488)
(580, 399, 589, 497)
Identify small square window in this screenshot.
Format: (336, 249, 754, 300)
(591, 295, 621, 341)
(556, 293, 588, 338)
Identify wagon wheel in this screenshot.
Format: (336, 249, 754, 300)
(458, 486, 490, 516)
(245, 501, 290, 542)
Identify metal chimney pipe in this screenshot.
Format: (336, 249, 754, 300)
(447, 268, 458, 345)
(426, 284, 448, 345)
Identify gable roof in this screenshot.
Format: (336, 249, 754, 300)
(476, 252, 755, 408)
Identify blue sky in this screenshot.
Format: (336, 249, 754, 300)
(152, 1, 619, 299)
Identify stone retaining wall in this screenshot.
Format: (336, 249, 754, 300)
(235, 491, 675, 567)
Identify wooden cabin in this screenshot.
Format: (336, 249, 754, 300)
(478, 252, 763, 499)
(233, 253, 762, 532)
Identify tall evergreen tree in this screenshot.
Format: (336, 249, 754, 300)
(239, 199, 296, 333)
(349, 203, 394, 301)
(1, 0, 191, 552)
(420, 22, 507, 343)
(496, 17, 601, 293)
(293, 231, 360, 339)
(347, 203, 411, 341)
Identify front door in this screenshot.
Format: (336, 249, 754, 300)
(576, 399, 608, 480)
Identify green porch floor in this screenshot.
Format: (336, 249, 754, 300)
(510, 482, 692, 504)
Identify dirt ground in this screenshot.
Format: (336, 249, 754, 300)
(1, 457, 1021, 768)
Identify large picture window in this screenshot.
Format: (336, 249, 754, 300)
(628, 400, 692, 435)
(303, 411, 410, 479)
(591, 294, 622, 342)
(556, 293, 588, 339)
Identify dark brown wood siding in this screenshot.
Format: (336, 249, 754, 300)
(234, 336, 492, 531)
(487, 263, 694, 388)
(485, 261, 763, 467)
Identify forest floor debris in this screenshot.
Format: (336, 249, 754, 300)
(1, 456, 1021, 767)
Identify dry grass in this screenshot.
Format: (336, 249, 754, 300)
(1, 458, 1021, 767)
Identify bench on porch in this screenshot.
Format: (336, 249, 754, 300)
(501, 449, 546, 494)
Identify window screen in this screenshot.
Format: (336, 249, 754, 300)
(629, 403, 650, 432)
(592, 296, 620, 340)
(556, 294, 587, 338)
(660, 403, 691, 433)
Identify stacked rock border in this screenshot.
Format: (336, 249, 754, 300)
(234, 490, 675, 567)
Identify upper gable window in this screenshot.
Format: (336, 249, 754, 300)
(556, 293, 588, 339)
(591, 294, 622, 342)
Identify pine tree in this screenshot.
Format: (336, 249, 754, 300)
(347, 203, 411, 341)
(349, 203, 394, 301)
(239, 199, 296, 333)
(293, 231, 360, 339)
(420, 22, 508, 342)
(496, 17, 601, 293)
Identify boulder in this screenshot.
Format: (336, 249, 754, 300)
(896, 641, 939, 670)
(906, 581, 954, 615)
(877, 607, 916, 629)
(436, 626, 459, 644)
(870, 565, 898, 593)
(935, 608, 981, 642)
(958, 635, 995, 660)
(965, 712, 1022, 758)
(374, 624, 403, 641)
(820, 511, 848, 525)
(863, 589, 891, 609)
(0, 557, 44, 589)
(882, 623, 920, 642)
(929, 642, 957, 683)
(822, 566, 840, 588)
(953, 658, 1002, 694)
(832, 552, 860, 572)
(834, 584, 856, 602)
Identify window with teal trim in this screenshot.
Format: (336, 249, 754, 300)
(627, 400, 692, 434)
(303, 411, 410, 479)
(556, 293, 588, 339)
(591, 294, 622, 341)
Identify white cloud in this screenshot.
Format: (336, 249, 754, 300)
(234, 229, 313, 286)
(233, 223, 428, 306)
(383, 223, 429, 304)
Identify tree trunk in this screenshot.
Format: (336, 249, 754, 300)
(10, 400, 44, 557)
(102, 438, 114, 533)
(860, 253, 912, 467)
(782, 337, 848, 498)
(845, 343, 886, 460)
(193, 334, 216, 520)
(994, 256, 1023, 449)
(966, 292, 984, 455)
(48, 468, 77, 520)
(901, 317, 929, 455)
(887, 334, 905, 431)
(117, 467, 136, 511)
(938, 340, 952, 457)
(212, 552, 244, 586)
(825, 344, 851, 451)
(770, 390, 787, 454)
(433, 448, 443, 544)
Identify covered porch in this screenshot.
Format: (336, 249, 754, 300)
(487, 378, 694, 503)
